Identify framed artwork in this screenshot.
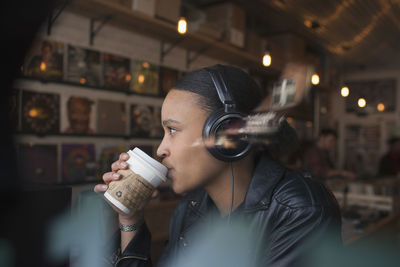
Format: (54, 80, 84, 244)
(159, 66, 179, 96)
(21, 90, 60, 134)
(150, 106, 163, 138)
(66, 45, 101, 86)
(130, 104, 154, 137)
(62, 96, 95, 134)
(132, 60, 159, 95)
(97, 99, 126, 135)
(18, 143, 58, 184)
(97, 144, 125, 180)
(61, 144, 96, 183)
(103, 53, 131, 90)
(24, 39, 64, 81)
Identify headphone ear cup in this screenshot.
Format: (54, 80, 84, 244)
(202, 108, 252, 162)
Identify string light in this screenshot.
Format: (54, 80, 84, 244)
(311, 74, 320, 85)
(341, 86, 349, 97)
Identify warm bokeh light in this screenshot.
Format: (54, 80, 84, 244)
(40, 62, 46, 71)
(177, 17, 187, 34)
(341, 86, 349, 97)
(320, 106, 327, 114)
(286, 117, 294, 124)
(262, 53, 271, 67)
(304, 20, 312, 28)
(306, 121, 313, 128)
(358, 98, 366, 108)
(142, 62, 150, 68)
(377, 103, 385, 112)
(29, 108, 38, 117)
(311, 74, 320, 85)
(125, 74, 132, 82)
(80, 77, 87, 84)
(138, 74, 145, 84)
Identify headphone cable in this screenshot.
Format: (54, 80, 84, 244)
(228, 162, 234, 224)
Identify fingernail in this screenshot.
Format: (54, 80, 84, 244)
(121, 162, 128, 168)
(112, 173, 120, 178)
(101, 185, 108, 190)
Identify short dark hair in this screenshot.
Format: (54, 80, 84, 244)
(320, 128, 337, 138)
(173, 64, 263, 115)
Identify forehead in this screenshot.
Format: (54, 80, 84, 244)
(162, 90, 209, 121)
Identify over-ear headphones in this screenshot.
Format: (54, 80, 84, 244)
(203, 65, 252, 162)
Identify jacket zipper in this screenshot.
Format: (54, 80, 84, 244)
(114, 255, 148, 266)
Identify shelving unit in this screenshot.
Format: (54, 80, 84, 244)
(66, 0, 278, 73)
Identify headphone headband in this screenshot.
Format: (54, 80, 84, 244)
(205, 66, 236, 113)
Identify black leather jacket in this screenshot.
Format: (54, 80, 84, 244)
(105, 153, 342, 267)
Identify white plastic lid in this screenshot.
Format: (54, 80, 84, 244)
(126, 147, 167, 187)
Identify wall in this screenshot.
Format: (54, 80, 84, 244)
(331, 67, 400, 175)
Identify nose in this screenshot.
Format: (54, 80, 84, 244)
(157, 136, 170, 159)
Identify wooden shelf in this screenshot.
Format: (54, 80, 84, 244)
(66, 0, 277, 73)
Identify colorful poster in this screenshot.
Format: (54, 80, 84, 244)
(21, 90, 60, 134)
(62, 144, 96, 183)
(66, 45, 101, 86)
(103, 53, 131, 90)
(132, 60, 159, 95)
(24, 39, 64, 81)
(130, 104, 154, 137)
(18, 144, 58, 184)
(159, 67, 178, 96)
(63, 96, 95, 134)
(97, 100, 126, 135)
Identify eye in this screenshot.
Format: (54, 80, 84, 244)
(167, 126, 177, 135)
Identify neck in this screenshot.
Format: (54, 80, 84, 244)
(204, 155, 255, 216)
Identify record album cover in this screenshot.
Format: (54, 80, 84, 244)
(130, 104, 154, 137)
(18, 144, 58, 184)
(24, 39, 64, 81)
(67, 45, 101, 86)
(150, 106, 163, 138)
(97, 145, 125, 180)
(159, 66, 179, 96)
(103, 53, 131, 90)
(21, 90, 60, 134)
(132, 61, 159, 95)
(62, 144, 96, 183)
(97, 100, 127, 135)
(63, 96, 95, 134)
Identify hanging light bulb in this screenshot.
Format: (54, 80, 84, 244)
(358, 98, 366, 108)
(341, 86, 349, 97)
(311, 74, 320, 85)
(262, 44, 271, 67)
(177, 17, 187, 34)
(377, 103, 385, 112)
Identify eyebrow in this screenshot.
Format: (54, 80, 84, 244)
(162, 119, 181, 126)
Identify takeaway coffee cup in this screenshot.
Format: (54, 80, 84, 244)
(104, 147, 167, 214)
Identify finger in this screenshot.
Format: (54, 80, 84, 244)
(94, 184, 108, 193)
(151, 189, 159, 199)
(111, 160, 129, 171)
(119, 152, 129, 161)
(103, 172, 121, 183)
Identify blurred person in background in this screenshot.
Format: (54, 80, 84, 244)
(378, 136, 400, 176)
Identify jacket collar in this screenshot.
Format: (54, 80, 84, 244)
(187, 153, 286, 216)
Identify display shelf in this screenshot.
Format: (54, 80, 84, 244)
(333, 191, 399, 213)
(66, 0, 277, 73)
(14, 132, 163, 140)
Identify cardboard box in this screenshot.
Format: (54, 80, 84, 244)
(132, 0, 156, 17)
(110, 0, 132, 9)
(189, 21, 223, 40)
(203, 3, 246, 47)
(155, 0, 181, 23)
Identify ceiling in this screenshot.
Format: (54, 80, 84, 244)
(186, 0, 400, 71)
